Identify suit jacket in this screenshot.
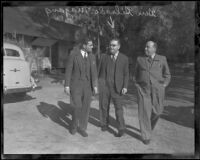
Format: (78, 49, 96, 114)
(135, 54, 171, 88)
(99, 53, 129, 94)
(64, 50, 98, 91)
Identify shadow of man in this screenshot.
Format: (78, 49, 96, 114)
(37, 101, 142, 141)
(89, 107, 141, 141)
(89, 107, 116, 136)
(36, 101, 73, 133)
(58, 101, 117, 136)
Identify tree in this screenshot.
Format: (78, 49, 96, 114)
(21, 3, 195, 63)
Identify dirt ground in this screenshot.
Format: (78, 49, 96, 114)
(3, 72, 195, 156)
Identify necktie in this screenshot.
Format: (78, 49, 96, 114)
(148, 57, 153, 64)
(84, 52, 89, 79)
(84, 52, 87, 59)
(112, 55, 116, 62)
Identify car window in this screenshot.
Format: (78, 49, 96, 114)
(5, 49, 20, 57)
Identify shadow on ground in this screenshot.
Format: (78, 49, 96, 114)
(3, 94, 36, 104)
(161, 105, 194, 128)
(166, 90, 194, 103)
(36, 101, 73, 132)
(36, 101, 141, 140)
(128, 78, 194, 103)
(89, 107, 141, 140)
(127, 76, 194, 129)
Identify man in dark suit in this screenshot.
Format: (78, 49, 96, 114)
(134, 41, 171, 144)
(98, 38, 129, 137)
(64, 37, 98, 137)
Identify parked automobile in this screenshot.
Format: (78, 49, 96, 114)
(3, 42, 33, 96)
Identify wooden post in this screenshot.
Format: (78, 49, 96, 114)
(22, 34, 24, 46)
(49, 46, 52, 72)
(97, 14, 100, 60)
(97, 32, 100, 59)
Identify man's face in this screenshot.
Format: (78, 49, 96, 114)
(145, 41, 156, 57)
(110, 40, 120, 55)
(83, 41, 93, 53)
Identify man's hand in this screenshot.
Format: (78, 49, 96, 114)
(122, 88, 127, 95)
(64, 86, 70, 95)
(94, 87, 98, 95)
(163, 84, 167, 87)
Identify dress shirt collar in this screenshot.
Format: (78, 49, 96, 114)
(111, 51, 119, 60)
(151, 53, 156, 59)
(81, 49, 88, 58)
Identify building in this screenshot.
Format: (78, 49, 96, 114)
(3, 7, 82, 72)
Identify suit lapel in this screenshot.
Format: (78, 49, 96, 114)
(75, 51, 84, 73)
(151, 54, 160, 68)
(144, 56, 150, 70)
(105, 54, 110, 78)
(87, 54, 91, 76)
(115, 53, 121, 74)
(105, 54, 110, 75)
(144, 54, 158, 69)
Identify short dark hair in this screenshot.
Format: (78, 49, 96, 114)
(110, 38, 121, 46)
(81, 37, 93, 46)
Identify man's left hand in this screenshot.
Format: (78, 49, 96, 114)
(163, 84, 167, 87)
(122, 88, 127, 95)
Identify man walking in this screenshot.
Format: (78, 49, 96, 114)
(134, 41, 171, 144)
(98, 38, 129, 137)
(64, 37, 98, 137)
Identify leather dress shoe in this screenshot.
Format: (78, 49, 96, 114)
(143, 139, 150, 145)
(101, 125, 108, 132)
(70, 128, 77, 135)
(116, 130, 125, 137)
(78, 128, 88, 137)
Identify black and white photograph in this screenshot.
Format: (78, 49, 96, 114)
(2, 1, 199, 159)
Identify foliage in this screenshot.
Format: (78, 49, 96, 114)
(19, 2, 195, 63)
(63, 3, 195, 63)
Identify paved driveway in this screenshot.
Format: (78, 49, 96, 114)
(3, 74, 194, 155)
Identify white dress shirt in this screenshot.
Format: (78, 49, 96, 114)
(111, 51, 119, 60)
(151, 53, 156, 59)
(81, 49, 88, 58)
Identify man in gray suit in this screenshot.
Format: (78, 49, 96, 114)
(134, 41, 171, 144)
(64, 37, 98, 137)
(98, 38, 129, 137)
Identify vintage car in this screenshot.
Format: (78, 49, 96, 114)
(3, 42, 33, 96)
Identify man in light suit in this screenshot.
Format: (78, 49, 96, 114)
(134, 41, 171, 144)
(98, 38, 129, 137)
(64, 37, 98, 137)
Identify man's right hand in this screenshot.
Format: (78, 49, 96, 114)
(64, 86, 70, 95)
